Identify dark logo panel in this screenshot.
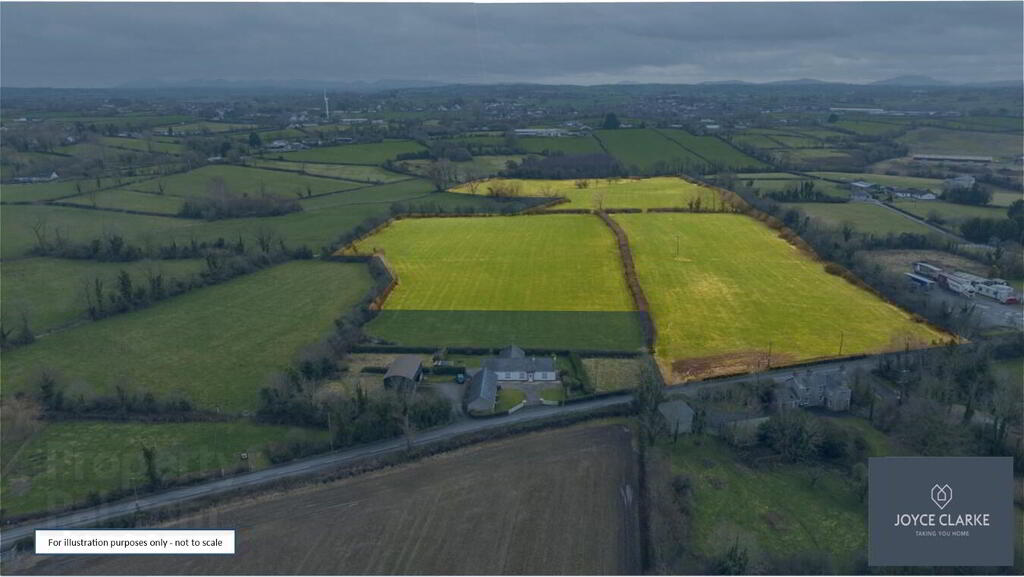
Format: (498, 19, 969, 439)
(869, 457, 1013, 566)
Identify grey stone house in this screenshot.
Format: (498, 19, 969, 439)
(776, 369, 852, 412)
(482, 345, 557, 382)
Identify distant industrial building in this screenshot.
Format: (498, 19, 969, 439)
(913, 154, 993, 164)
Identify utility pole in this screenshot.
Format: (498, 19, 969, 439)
(675, 235, 680, 257)
(838, 331, 844, 356)
(767, 340, 773, 368)
(327, 411, 335, 451)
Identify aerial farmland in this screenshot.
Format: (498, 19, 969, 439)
(1, 7, 1022, 572)
(452, 176, 722, 210)
(613, 212, 947, 380)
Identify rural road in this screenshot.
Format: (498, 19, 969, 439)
(0, 354, 891, 550)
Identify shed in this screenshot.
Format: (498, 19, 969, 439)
(383, 355, 423, 390)
(465, 368, 498, 413)
(658, 400, 695, 434)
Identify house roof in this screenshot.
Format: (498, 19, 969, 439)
(384, 355, 422, 381)
(466, 368, 498, 406)
(483, 355, 556, 374)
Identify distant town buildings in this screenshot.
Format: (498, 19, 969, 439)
(513, 128, 570, 137)
(13, 171, 59, 183)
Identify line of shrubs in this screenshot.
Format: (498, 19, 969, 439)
(596, 211, 656, 351)
(27, 368, 202, 420)
(178, 191, 302, 220)
(350, 344, 646, 358)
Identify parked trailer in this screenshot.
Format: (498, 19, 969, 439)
(913, 263, 1019, 303)
(975, 282, 1019, 304)
(913, 261, 943, 279)
(936, 272, 976, 297)
(904, 272, 936, 290)
(948, 270, 1019, 304)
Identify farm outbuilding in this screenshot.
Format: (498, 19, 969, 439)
(465, 368, 498, 413)
(383, 355, 423, 391)
(658, 400, 695, 435)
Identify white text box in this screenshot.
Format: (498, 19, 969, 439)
(36, 530, 235, 555)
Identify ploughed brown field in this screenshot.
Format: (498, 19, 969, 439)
(16, 424, 640, 575)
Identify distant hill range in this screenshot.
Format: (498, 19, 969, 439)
(870, 75, 950, 86)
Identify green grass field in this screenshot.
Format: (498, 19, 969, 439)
(398, 155, 534, 180)
(595, 128, 707, 173)
(63, 188, 186, 215)
(834, 119, 903, 136)
(1, 261, 371, 412)
(1, 420, 326, 516)
(1, 175, 151, 203)
(782, 148, 856, 162)
(366, 310, 646, 351)
(742, 177, 848, 199)
(890, 199, 1008, 226)
(451, 176, 722, 210)
(662, 434, 870, 572)
(614, 213, 946, 380)
(297, 178, 432, 210)
(97, 136, 185, 155)
(788, 202, 936, 236)
(1, 204, 196, 259)
(128, 165, 356, 199)
(246, 159, 408, 183)
(810, 172, 945, 191)
(42, 114, 194, 129)
(581, 357, 645, 392)
(732, 134, 784, 150)
(350, 215, 632, 312)
(657, 129, 768, 170)
(898, 127, 1023, 161)
(278, 140, 426, 165)
(354, 214, 645, 350)
(518, 135, 605, 155)
(155, 121, 256, 134)
(1, 257, 206, 335)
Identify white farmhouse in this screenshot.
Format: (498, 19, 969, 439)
(483, 345, 557, 382)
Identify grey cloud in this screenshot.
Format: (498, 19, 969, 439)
(1, 2, 1020, 87)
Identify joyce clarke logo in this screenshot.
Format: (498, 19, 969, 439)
(869, 456, 1012, 567)
(930, 484, 952, 510)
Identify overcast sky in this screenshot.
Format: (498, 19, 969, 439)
(2, 2, 1021, 88)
